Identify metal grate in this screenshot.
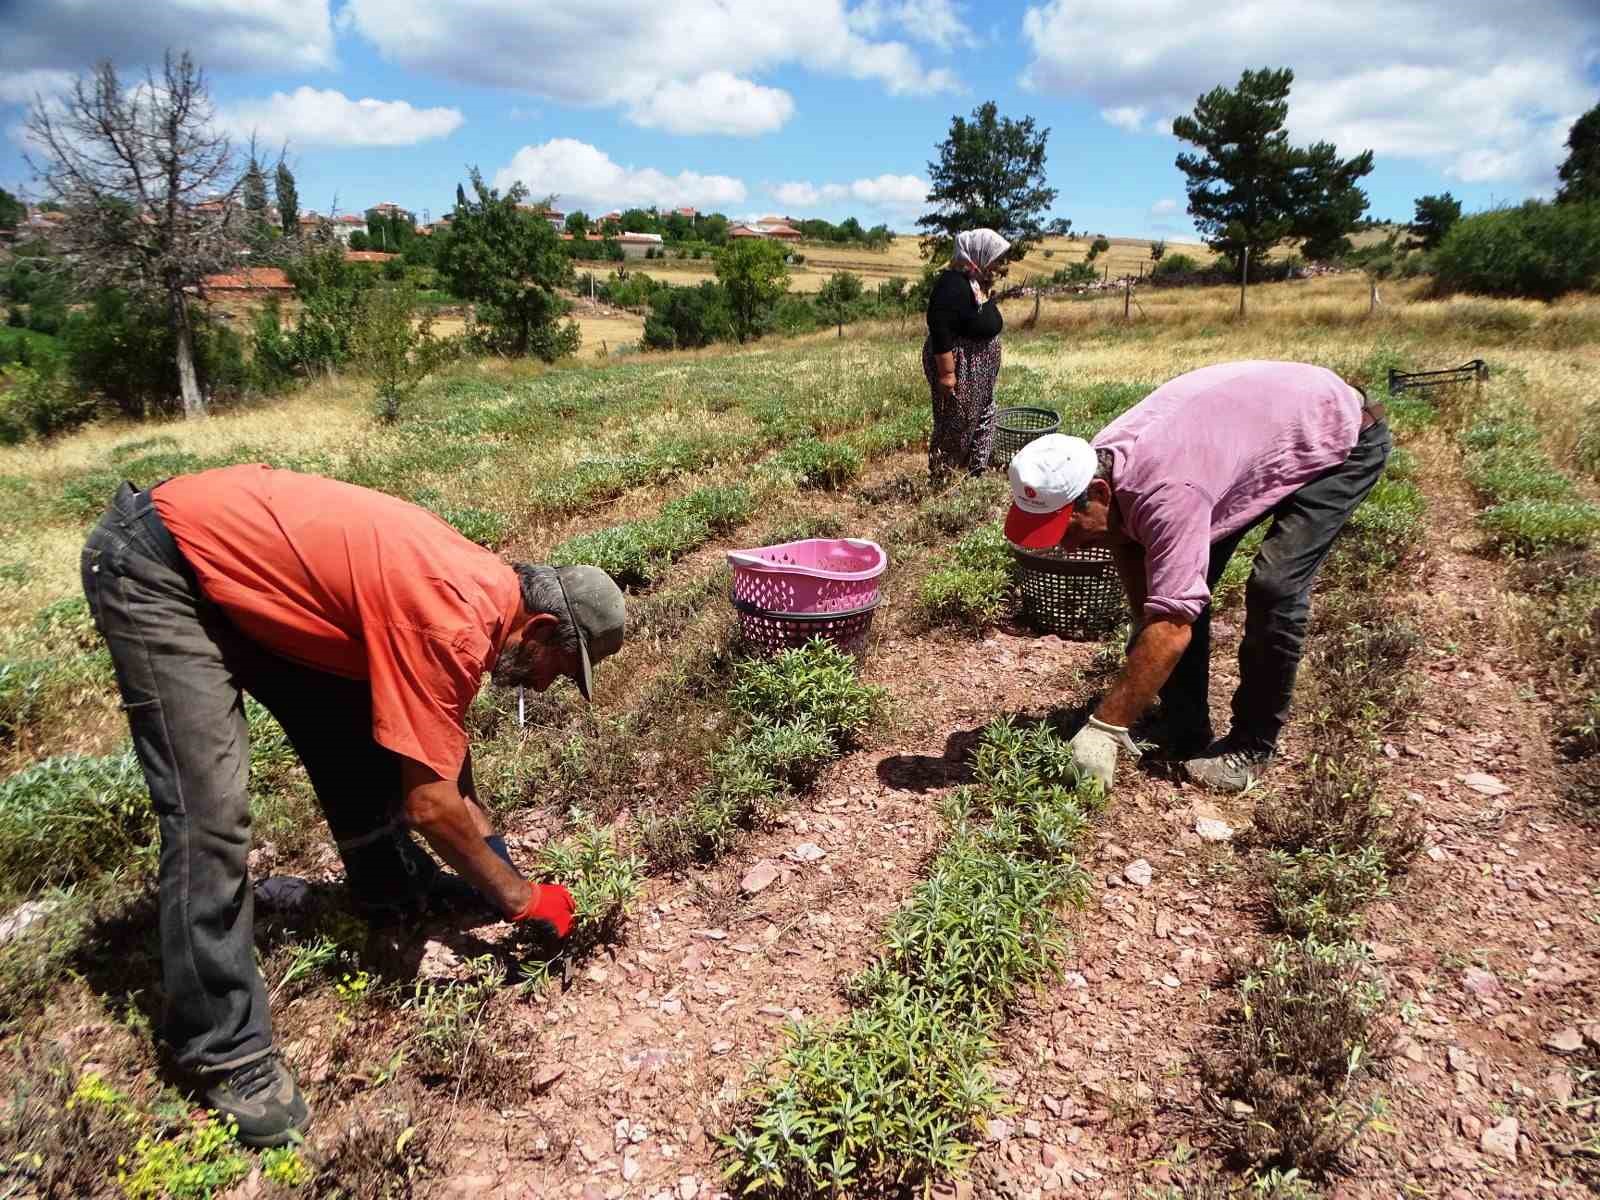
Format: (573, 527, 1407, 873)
(990, 406, 1061, 468)
(732, 597, 878, 662)
(1013, 546, 1125, 640)
(1387, 359, 1487, 395)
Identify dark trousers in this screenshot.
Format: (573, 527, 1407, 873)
(1159, 421, 1392, 755)
(81, 483, 417, 1072)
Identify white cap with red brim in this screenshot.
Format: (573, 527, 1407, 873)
(1003, 433, 1099, 550)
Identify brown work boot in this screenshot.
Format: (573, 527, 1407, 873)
(1182, 746, 1271, 793)
(201, 1053, 310, 1148)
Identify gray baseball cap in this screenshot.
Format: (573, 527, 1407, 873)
(553, 565, 626, 700)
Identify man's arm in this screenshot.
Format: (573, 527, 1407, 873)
(1095, 616, 1191, 728)
(400, 756, 530, 917)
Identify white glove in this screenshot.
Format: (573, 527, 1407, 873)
(1069, 716, 1143, 791)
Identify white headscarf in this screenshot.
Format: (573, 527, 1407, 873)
(952, 228, 1011, 275)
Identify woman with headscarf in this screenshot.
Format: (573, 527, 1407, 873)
(923, 228, 1011, 481)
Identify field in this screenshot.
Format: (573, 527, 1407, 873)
(2, 272, 1599, 1199)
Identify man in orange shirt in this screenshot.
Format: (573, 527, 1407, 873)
(80, 465, 626, 1147)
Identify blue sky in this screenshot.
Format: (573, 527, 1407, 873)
(2, 1, 1596, 243)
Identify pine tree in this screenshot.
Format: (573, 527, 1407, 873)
(274, 159, 299, 237)
(917, 101, 1058, 262)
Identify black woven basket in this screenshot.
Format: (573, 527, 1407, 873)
(1012, 546, 1124, 640)
(732, 597, 878, 662)
(990, 406, 1060, 467)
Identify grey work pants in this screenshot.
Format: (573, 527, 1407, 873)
(1159, 419, 1393, 755)
(81, 483, 417, 1072)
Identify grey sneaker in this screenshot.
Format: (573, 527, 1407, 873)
(202, 1053, 310, 1148)
(1183, 748, 1270, 793)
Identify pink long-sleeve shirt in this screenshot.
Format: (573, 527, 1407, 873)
(1091, 361, 1364, 624)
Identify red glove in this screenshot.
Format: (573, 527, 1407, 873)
(512, 882, 575, 939)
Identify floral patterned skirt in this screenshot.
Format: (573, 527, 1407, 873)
(923, 334, 1002, 479)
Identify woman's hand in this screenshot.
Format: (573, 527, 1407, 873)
(934, 350, 957, 399)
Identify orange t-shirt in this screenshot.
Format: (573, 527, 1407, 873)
(154, 464, 523, 779)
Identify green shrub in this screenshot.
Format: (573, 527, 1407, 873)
(1433, 200, 1600, 300)
(730, 640, 883, 736)
(119, 1115, 250, 1200)
(917, 524, 1018, 629)
(1267, 845, 1391, 942)
(0, 752, 152, 894)
(0, 362, 96, 444)
(1479, 499, 1600, 556)
(536, 814, 642, 947)
(1463, 446, 1575, 504)
(771, 438, 864, 490)
(1152, 253, 1200, 277)
(551, 485, 754, 588)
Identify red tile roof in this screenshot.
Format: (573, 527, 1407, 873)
(202, 267, 294, 292)
(344, 250, 398, 262)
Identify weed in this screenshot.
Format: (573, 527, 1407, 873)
(1464, 446, 1576, 505)
(1479, 499, 1600, 557)
(261, 1146, 312, 1188)
(303, 1087, 441, 1198)
(119, 1113, 250, 1200)
(770, 438, 864, 491)
(0, 751, 152, 896)
(891, 476, 1007, 546)
(1266, 845, 1392, 942)
(551, 485, 755, 588)
(406, 955, 512, 1099)
(536, 813, 643, 948)
(0, 1052, 142, 1196)
(1205, 938, 1392, 1176)
(917, 524, 1018, 629)
(756, 513, 846, 545)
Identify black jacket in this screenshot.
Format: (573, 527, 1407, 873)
(925, 269, 1003, 354)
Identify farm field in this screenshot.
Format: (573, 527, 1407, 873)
(2, 273, 1599, 1198)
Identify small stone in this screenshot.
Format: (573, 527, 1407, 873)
(1545, 1071, 1574, 1103)
(1160, 975, 1181, 989)
(660, 997, 682, 1016)
(697, 929, 727, 940)
(790, 842, 826, 862)
(621, 1157, 640, 1183)
(1480, 1117, 1519, 1162)
(1546, 1027, 1584, 1054)
(740, 861, 780, 894)
(1447, 1047, 1478, 1077)
(576, 1143, 602, 1165)
(710, 1040, 733, 1055)
(586, 965, 610, 984)
(630, 1123, 649, 1145)
(0, 899, 62, 945)
(1458, 1113, 1483, 1140)
(1194, 817, 1234, 842)
(1023, 1118, 1042, 1137)
(1123, 859, 1152, 887)
(1460, 772, 1510, 797)
(1229, 1100, 1254, 1117)
(677, 1175, 700, 1200)
(534, 1064, 565, 1090)
(986, 1118, 1013, 1142)
(1041, 1144, 1064, 1169)
(1462, 968, 1500, 997)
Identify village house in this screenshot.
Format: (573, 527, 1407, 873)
(729, 220, 802, 242)
(199, 266, 295, 298)
(616, 231, 664, 259)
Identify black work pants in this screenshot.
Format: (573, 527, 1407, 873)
(1159, 420, 1392, 755)
(81, 483, 419, 1072)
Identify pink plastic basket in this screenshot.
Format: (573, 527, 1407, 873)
(727, 538, 888, 614)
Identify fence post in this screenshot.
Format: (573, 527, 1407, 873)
(1124, 278, 1131, 320)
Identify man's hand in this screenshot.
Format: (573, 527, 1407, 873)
(1070, 716, 1142, 790)
(512, 882, 575, 939)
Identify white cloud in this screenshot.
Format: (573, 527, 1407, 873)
(773, 173, 928, 216)
(1149, 197, 1178, 216)
(222, 87, 463, 147)
(0, 69, 74, 107)
(848, 0, 973, 51)
(340, 0, 958, 135)
(1, 0, 334, 75)
(628, 73, 795, 137)
(493, 139, 747, 213)
(1020, 0, 1596, 189)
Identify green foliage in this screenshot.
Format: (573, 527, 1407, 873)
(353, 284, 442, 423)
(1172, 67, 1372, 269)
(406, 955, 505, 1086)
(730, 641, 883, 736)
(273, 160, 298, 238)
(1267, 845, 1391, 942)
(536, 813, 643, 946)
(917, 524, 1018, 629)
(1463, 446, 1575, 504)
(642, 280, 733, 350)
(724, 720, 1097, 1197)
(1152, 253, 1200, 277)
(0, 186, 22, 231)
(1086, 236, 1111, 260)
(715, 238, 789, 343)
(550, 485, 754, 588)
(1410, 193, 1461, 250)
(771, 437, 863, 490)
(437, 168, 579, 359)
(1478, 499, 1600, 556)
(260, 1146, 311, 1188)
(1433, 201, 1600, 299)
(918, 100, 1058, 262)
(0, 752, 151, 895)
(119, 1115, 250, 1200)
(1557, 101, 1600, 205)
(0, 360, 96, 444)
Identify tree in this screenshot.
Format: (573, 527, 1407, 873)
(1149, 239, 1167, 261)
(715, 238, 788, 343)
(1086, 236, 1111, 261)
(348, 230, 370, 252)
(1173, 68, 1372, 270)
(642, 281, 732, 350)
(565, 210, 590, 237)
(1411, 193, 1462, 251)
(274, 158, 299, 237)
(699, 213, 729, 245)
(26, 52, 240, 418)
(0, 187, 22, 231)
(1289, 140, 1374, 260)
(353, 283, 441, 423)
(918, 101, 1058, 262)
(618, 207, 659, 234)
(437, 167, 578, 360)
(1045, 217, 1073, 238)
(1556, 102, 1600, 205)
(241, 148, 273, 254)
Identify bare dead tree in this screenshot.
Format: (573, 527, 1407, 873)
(25, 52, 241, 418)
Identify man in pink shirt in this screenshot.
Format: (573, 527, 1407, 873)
(1005, 361, 1390, 792)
